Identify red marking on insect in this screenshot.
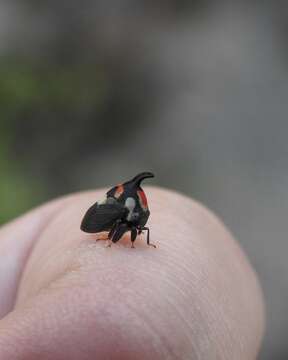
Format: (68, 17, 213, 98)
(114, 184, 124, 198)
(137, 190, 148, 210)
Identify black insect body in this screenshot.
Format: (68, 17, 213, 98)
(80, 172, 156, 248)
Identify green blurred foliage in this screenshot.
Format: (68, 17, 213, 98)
(0, 59, 107, 223)
(0, 60, 107, 112)
(0, 120, 44, 223)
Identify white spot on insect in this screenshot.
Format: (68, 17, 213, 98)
(99, 197, 108, 204)
(106, 197, 117, 204)
(125, 197, 136, 221)
(99, 196, 116, 205)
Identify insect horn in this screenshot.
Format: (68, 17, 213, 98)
(131, 172, 154, 186)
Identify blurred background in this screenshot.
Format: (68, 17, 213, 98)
(0, 0, 287, 357)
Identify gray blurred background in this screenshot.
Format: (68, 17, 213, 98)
(0, 0, 287, 358)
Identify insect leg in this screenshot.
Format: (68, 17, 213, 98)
(141, 226, 156, 248)
(108, 219, 121, 240)
(95, 220, 121, 247)
(130, 227, 137, 248)
(111, 223, 129, 244)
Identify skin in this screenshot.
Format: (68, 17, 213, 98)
(0, 187, 265, 359)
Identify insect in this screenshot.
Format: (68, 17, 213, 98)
(80, 172, 156, 248)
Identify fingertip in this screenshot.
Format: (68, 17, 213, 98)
(0, 188, 265, 359)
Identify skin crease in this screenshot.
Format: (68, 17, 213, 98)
(0, 187, 265, 360)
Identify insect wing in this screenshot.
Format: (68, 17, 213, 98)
(80, 202, 127, 233)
